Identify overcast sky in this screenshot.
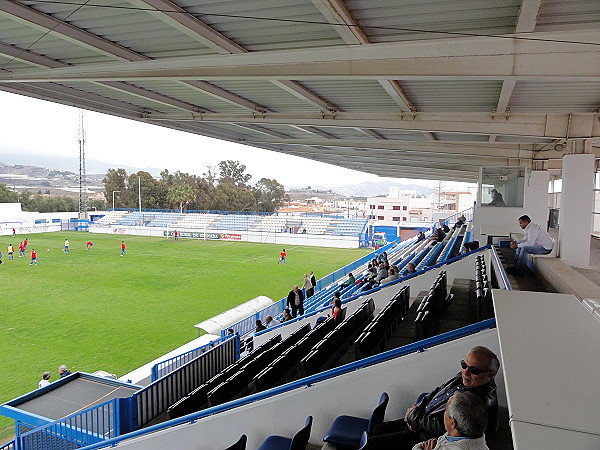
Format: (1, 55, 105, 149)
(0, 90, 472, 190)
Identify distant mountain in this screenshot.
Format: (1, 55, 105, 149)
(330, 181, 433, 197)
(0, 151, 162, 178)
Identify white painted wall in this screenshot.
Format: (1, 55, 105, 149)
(559, 154, 595, 268)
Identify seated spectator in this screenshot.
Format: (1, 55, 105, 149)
(58, 365, 72, 379)
(380, 269, 399, 285)
(508, 215, 553, 276)
(255, 320, 267, 333)
(331, 298, 343, 322)
(38, 371, 51, 389)
(452, 215, 467, 231)
(412, 392, 489, 450)
(463, 241, 480, 253)
(378, 251, 388, 263)
(417, 232, 426, 242)
(362, 263, 387, 291)
(227, 328, 235, 336)
(429, 228, 446, 244)
(391, 265, 399, 275)
(488, 189, 505, 207)
(406, 262, 417, 274)
(282, 308, 293, 322)
(364, 346, 499, 450)
(264, 315, 279, 328)
(340, 272, 355, 288)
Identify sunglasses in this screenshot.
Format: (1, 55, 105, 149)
(460, 360, 494, 375)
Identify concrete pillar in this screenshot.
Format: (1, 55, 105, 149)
(559, 154, 595, 268)
(524, 170, 550, 228)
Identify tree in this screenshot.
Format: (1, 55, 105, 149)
(167, 184, 196, 212)
(253, 178, 288, 212)
(218, 160, 251, 187)
(0, 183, 18, 203)
(103, 168, 128, 208)
(128, 171, 159, 209)
(209, 183, 256, 212)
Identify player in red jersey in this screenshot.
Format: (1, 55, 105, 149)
(278, 249, 286, 264)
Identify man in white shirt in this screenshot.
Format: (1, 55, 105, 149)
(508, 215, 553, 275)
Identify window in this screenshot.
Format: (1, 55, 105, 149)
(403, 217, 407, 221)
(369, 205, 375, 209)
(377, 205, 384, 210)
(480, 167, 525, 207)
(403, 206, 407, 211)
(377, 216, 384, 220)
(392, 217, 401, 221)
(393, 206, 401, 210)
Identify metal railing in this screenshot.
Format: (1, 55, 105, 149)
(132, 336, 238, 430)
(150, 335, 230, 382)
(0, 440, 15, 450)
(16, 398, 121, 450)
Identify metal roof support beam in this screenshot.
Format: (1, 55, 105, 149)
(147, 111, 600, 139)
(232, 123, 291, 139)
(13, 30, 599, 82)
(490, 0, 542, 141)
(241, 137, 531, 159)
(0, 0, 269, 113)
(295, 126, 339, 139)
(354, 128, 385, 140)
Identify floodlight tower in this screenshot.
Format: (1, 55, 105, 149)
(77, 110, 88, 219)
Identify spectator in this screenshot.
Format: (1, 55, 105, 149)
(58, 365, 72, 378)
(508, 215, 553, 276)
(227, 328, 235, 336)
(331, 298, 343, 322)
(255, 320, 267, 333)
(417, 232, 426, 242)
(340, 272, 355, 288)
(286, 285, 305, 317)
(282, 308, 293, 322)
(463, 241, 480, 253)
(265, 315, 278, 328)
(452, 215, 466, 231)
(406, 262, 417, 274)
(488, 189, 505, 207)
(380, 269, 399, 285)
(309, 271, 316, 291)
(429, 228, 446, 244)
(302, 273, 313, 297)
(364, 346, 499, 450)
(38, 371, 51, 388)
(412, 392, 489, 450)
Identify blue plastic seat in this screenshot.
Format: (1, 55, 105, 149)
(258, 416, 313, 450)
(322, 392, 389, 448)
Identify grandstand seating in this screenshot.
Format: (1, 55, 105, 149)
(257, 416, 312, 450)
(147, 213, 182, 227)
(333, 218, 368, 236)
(117, 212, 146, 226)
(298, 217, 332, 234)
(414, 271, 455, 340)
(211, 215, 261, 231)
(173, 213, 220, 230)
(94, 210, 129, 225)
(475, 255, 493, 322)
(253, 216, 289, 232)
(322, 392, 388, 448)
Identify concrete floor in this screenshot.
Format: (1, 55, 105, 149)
(573, 237, 600, 288)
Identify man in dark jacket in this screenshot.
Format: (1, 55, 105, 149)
(364, 346, 499, 450)
(286, 285, 305, 317)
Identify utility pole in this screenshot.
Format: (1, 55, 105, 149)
(77, 110, 87, 219)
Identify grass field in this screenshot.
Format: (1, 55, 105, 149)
(0, 231, 368, 441)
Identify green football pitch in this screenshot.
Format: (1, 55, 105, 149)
(0, 231, 369, 441)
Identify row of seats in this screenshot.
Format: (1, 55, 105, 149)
(251, 317, 336, 393)
(475, 256, 494, 321)
(167, 334, 282, 419)
(227, 391, 389, 450)
(415, 271, 455, 340)
(299, 299, 375, 377)
(355, 286, 410, 359)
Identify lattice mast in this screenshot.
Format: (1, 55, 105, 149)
(78, 110, 88, 219)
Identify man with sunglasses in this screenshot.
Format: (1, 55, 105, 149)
(364, 346, 499, 450)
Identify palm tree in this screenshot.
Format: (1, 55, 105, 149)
(167, 184, 196, 212)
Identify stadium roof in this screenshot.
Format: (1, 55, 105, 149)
(0, 0, 599, 182)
